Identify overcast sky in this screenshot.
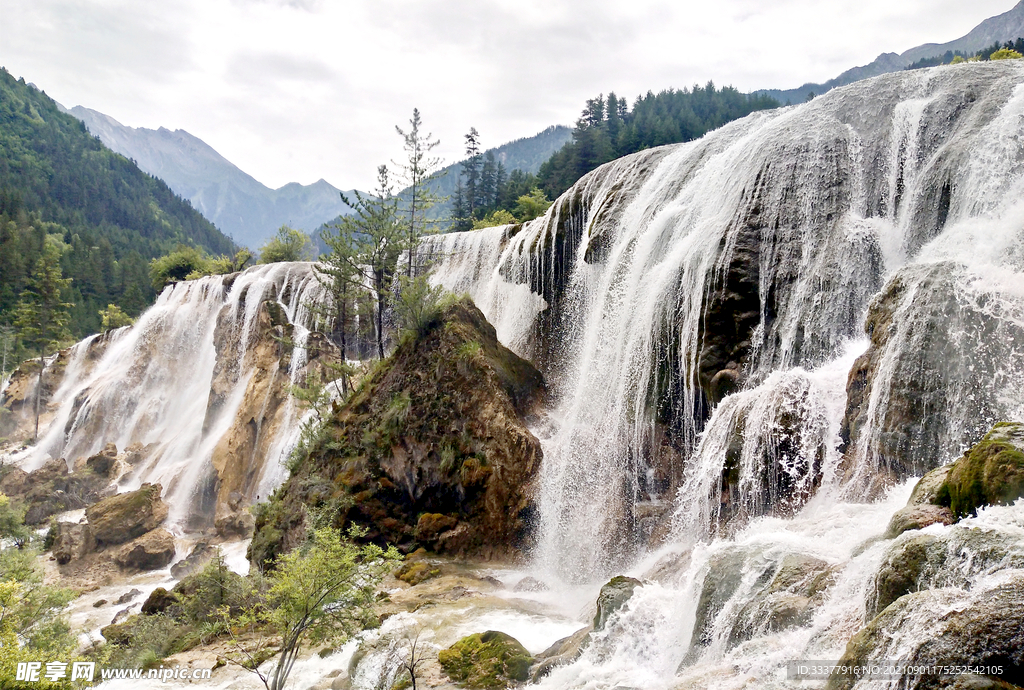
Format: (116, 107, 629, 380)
(0, 0, 1017, 191)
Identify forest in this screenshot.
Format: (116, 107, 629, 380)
(0, 68, 233, 349)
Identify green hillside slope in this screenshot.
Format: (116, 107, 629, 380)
(0, 68, 235, 340)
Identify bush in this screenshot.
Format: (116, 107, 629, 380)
(258, 226, 313, 264)
(990, 48, 1023, 60)
(393, 275, 452, 337)
(99, 304, 135, 330)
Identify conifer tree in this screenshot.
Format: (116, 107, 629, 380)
(13, 240, 71, 440)
(463, 128, 482, 220)
(394, 109, 442, 276)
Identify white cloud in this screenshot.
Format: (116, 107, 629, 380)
(0, 0, 1016, 190)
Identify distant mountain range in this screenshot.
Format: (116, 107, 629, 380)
(62, 106, 357, 249)
(759, 0, 1024, 103)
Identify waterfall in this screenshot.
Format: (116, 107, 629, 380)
(9, 262, 326, 528)
(424, 61, 1024, 581)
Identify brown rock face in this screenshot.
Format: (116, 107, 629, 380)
(249, 298, 545, 568)
(115, 529, 176, 571)
(86, 484, 169, 546)
(52, 522, 95, 565)
(0, 457, 111, 526)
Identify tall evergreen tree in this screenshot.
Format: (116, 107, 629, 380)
(13, 240, 72, 440)
(463, 128, 482, 220)
(394, 109, 442, 276)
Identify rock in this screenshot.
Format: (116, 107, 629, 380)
(513, 576, 549, 593)
(937, 422, 1024, 518)
(593, 576, 642, 631)
(214, 511, 254, 539)
(114, 528, 175, 570)
(840, 265, 1024, 484)
(110, 607, 135, 625)
(394, 560, 439, 585)
(85, 443, 118, 476)
(908, 465, 951, 506)
(884, 504, 955, 539)
(93, 599, 107, 608)
(827, 575, 1024, 690)
(869, 525, 1024, 618)
(438, 630, 533, 688)
(531, 626, 591, 681)
(415, 512, 458, 542)
(250, 298, 545, 568)
(686, 548, 760, 659)
(114, 589, 142, 606)
(86, 483, 168, 546)
(170, 541, 219, 578)
(51, 522, 95, 564)
(141, 587, 178, 615)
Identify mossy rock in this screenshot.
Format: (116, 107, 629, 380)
(937, 422, 1024, 518)
(593, 575, 642, 631)
(438, 630, 533, 688)
(395, 560, 439, 585)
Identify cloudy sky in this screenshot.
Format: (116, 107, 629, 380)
(0, 0, 1016, 190)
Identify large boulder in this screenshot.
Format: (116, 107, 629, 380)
(51, 522, 95, 565)
(438, 631, 533, 688)
(115, 528, 176, 571)
(0, 457, 111, 526)
(86, 484, 169, 546)
(936, 422, 1024, 518)
(593, 575, 642, 631)
(249, 298, 545, 567)
(827, 575, 1024, 690)
(869, 525, 1024, 618)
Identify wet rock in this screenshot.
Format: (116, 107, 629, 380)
(6, 457, 111, 525)
(438, 630, 533, 688)
(869, 526, 1024, 618)
(512, 576, 548, 593)
(170, 541, 219, 578)
(250, 298, 545, 568)
(884, 504, 954, 539)
(531, 626, 591, 681)
(92, 599, 107, 608)
(110, 606, 136, 625)
(937, 422, 1024, 518)
(394, 560, 440, 585)
(114, 589, 142, 606)
(593, 575, 642, 631)
(86, 483, 168, 546)
(51, 522, 95, 564)
(114, 528, 175, 571)
(687, 548, 761, 659)
(828, 575, 1024, 690)
(840, 265, 1024, 484)
(908, 465, 951, 506)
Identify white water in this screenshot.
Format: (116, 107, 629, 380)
(9, 263, 325, 527)
(425, 62, 1024, 582)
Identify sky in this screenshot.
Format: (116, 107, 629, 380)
(0, 0, 1017, 191)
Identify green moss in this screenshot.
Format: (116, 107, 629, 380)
(937, 422, 1024, 517)
(438, 631, 533, 688)
(394, 560, 439, 585)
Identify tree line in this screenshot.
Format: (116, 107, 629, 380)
(906, 37, 1024, 69)
(537, 83, 780, 199)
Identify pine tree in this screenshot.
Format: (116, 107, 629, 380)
(333, 166, 404, 360)
(13, 240, 72, 440)
(463, 128, 482, 220)
(394, 109, 442, 276)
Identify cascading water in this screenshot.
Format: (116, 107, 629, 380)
(425, 61, 1024, 583)
(7, 262, 326, 528)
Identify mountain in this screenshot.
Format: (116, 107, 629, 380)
(0, 68, 234, 337)
(759, 0, 1024, 103)
(65, 106, 357, 248)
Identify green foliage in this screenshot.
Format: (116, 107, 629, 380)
(0, 494, 31, 548)
(393, 275, 452, 337)
(219, 527, 401, 690)
(0, 68, 233, 339)
(98, 303, 134, 330)
(471, 209, 518, 230)
(990, 47, 1023, 60)
(394, 109, 444, 277)
(149, 244, 243, 289)
(258, 226, 314, 264)
(512, 188, 551, 222)
(537, 85, 780, 198)
(0, 504, 81, 688)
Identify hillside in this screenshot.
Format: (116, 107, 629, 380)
(67, 106, 358, 248)
(759, 0, 1024, 103)
(0, 68, 234, 338)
